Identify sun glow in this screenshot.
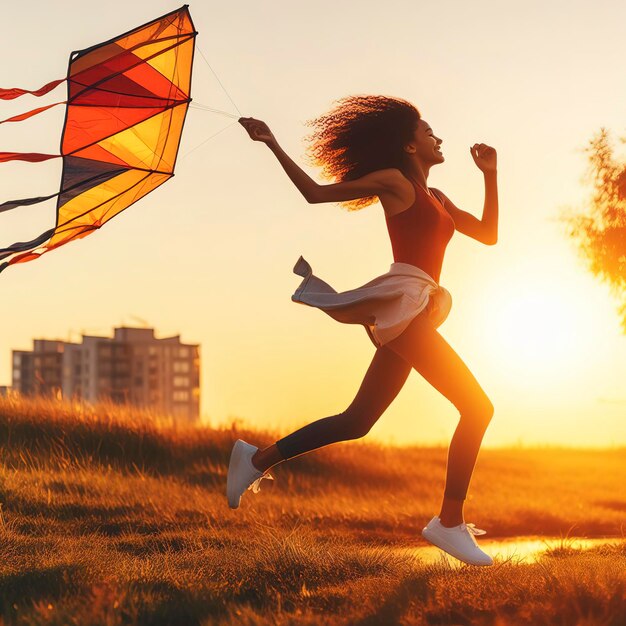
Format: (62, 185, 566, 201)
(480, 279, 598, 386)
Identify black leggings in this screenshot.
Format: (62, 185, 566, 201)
(274, 313, 494, 501)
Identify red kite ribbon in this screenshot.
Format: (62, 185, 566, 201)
(0, 152, 58, 163)
(0, 101, 66, 125)
(0, 78, 65, 100)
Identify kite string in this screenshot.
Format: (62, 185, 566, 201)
(189, 102, 239, 119)
(196, 45, 243, 118)
(181, 45, 243, 158)
(181, 120, 238, 160)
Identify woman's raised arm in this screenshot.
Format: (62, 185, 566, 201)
(430, 143, 498, 245)
(239, 117, 404, 204)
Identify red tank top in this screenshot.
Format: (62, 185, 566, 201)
(384, 178, 455, 283)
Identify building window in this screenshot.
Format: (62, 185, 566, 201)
(173, 361, 190, 373)
(173, 376, 189, 387)
(178, 347, 189, 358)
(173, 390, 189, 402)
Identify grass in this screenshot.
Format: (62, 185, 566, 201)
(0, 394, 625, 625)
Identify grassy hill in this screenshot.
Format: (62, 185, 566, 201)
(1, 395, 625, 625)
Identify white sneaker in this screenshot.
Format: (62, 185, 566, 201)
(422, 516, 493, 566)
(226, 439, 275, 509)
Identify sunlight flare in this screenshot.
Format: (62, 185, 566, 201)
(482, 278, 599, 385)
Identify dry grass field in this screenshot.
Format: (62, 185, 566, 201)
(0, 395, 625, 625)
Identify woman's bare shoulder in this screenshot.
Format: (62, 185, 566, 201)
(372, 168, 410, 186)
(375, 169, 415, 216)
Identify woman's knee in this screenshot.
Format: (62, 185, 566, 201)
(459, 394, 494, 429)
(338, 406, 377, 440)
(481, 397, 495, 425)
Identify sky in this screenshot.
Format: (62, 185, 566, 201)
(1, 0, 625, 447)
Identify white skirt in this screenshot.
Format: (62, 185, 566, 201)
(291, 256, 452, 348)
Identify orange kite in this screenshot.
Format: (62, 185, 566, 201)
(0, 5, 196, 272)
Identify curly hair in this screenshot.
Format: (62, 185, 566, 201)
(304, 95, 421, 211)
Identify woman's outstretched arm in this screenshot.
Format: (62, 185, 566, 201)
(239, 117, 404, 204)
(432, 144, 498, 245)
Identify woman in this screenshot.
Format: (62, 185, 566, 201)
(228, 95, 498, 566)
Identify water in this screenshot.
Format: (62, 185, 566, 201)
(377, 536, 622, 567)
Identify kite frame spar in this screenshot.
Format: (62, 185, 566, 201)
(0, 5, 197, 273)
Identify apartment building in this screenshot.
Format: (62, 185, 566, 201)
(12, 340, 65, 398)
(11, 327, 200, 423)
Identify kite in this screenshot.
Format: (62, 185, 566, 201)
(0, 5, 196, 272)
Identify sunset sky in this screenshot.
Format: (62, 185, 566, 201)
(1, 0, 624, 447)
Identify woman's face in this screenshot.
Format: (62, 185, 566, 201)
(406, 119, 444, 165)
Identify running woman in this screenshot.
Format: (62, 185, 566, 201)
(228, 96, 498, 566)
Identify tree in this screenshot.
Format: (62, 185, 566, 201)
(560, 129, 626, 332)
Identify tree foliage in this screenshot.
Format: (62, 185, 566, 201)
(560, 129, 626, 331)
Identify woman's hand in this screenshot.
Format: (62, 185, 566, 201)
(470, 143, 497, 173)
(239, 117, 277, 147)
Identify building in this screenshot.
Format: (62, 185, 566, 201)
(11, 327, 200, 423)
(12, 340, 65, 398)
